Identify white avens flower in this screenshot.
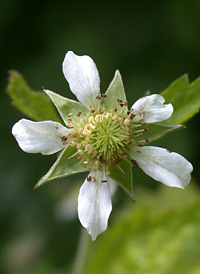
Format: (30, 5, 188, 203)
(12, 51, 193, 241)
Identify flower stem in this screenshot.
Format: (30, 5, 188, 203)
(72, 228, 89, 274)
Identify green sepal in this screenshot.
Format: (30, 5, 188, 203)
(160, 74, 200, 124)
(109, 161, 134, 201)
(104, 70, 128, 112)
(34, 146, 89, 189)
(7, 71, 62, 123)
(134, 123, 184, 143)
(45, 90, 90, 125)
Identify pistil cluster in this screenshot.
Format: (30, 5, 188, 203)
(63, 96, 149, 172)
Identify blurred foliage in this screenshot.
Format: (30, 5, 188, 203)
(1, 0, 200, 273)
(7, 71, 62, 123)
(161, 75, 200, 125)
(83, 185, 200, 274)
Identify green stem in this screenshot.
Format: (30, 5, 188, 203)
(72, 228, 89, 274)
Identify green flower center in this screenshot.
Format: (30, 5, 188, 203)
(79, 112, 132, 165)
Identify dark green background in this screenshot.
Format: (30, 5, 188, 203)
(1, 1, 200, 273)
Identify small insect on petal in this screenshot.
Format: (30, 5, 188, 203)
(101, 180, 107, 183)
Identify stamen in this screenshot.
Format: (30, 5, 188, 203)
(131, 159, 138, 167)
(96, 95, 101, 100)
(77, 143, 81, 149)
(138, 143, 144, 147)
(68, 151, 79, 159)
(130, 113, 136, 119)
(66, 125, 74, 129)
(61, 136, 68, 144)
(82, 161, 89, 167)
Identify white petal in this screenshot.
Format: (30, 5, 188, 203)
(109, 177, 118, 197)
(12, 119, 70, 155)
(130, 146, 193, 189)
(62, 51, 100, 110)
(78, 170, 112, 241)
(131, 94, 173, 123)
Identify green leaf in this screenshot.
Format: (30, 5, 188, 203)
(109, 161, 134, 201)
(83, 186, 200, 274)
(45, 90, 90, 125)
(34, 146, 89, 188)
(104, 70, 128, 112)
(160, 74, 200, 124)
(133, 123, 184, 143)
(7, 71, 62, 123)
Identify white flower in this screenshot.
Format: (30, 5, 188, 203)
(12, 51, 193, 241)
